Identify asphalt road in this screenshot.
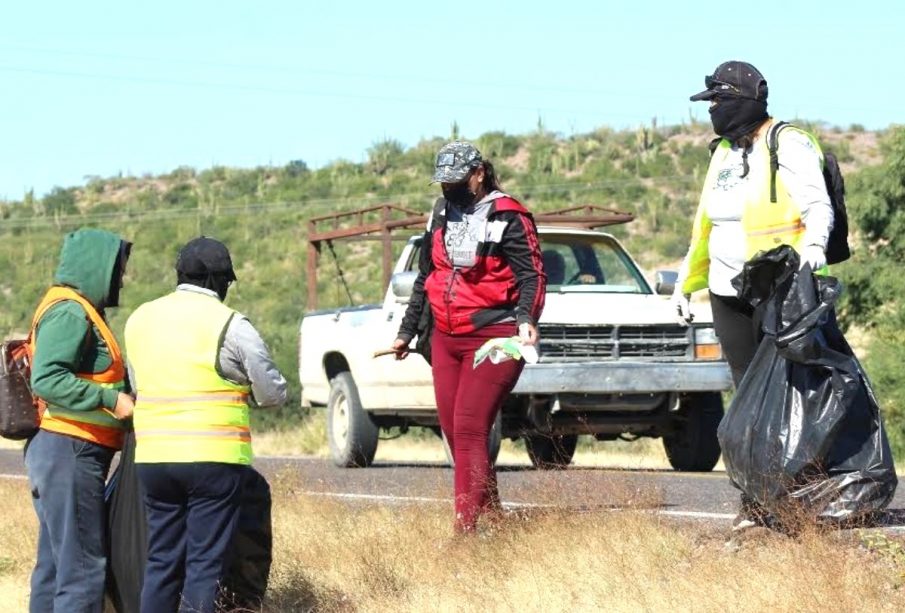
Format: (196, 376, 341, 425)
(2, 449, 903, 528)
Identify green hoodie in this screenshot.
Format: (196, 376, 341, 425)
(30, 228, 129, 412)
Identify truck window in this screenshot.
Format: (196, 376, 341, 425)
(540, 235, 648, 293)
(405, 241, 422, 272)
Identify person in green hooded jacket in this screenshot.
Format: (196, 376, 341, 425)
(25, 227, 134, 613)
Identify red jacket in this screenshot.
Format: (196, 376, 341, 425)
(399, 195, 546, 338)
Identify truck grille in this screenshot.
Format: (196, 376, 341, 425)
(538, 324, 690, 362)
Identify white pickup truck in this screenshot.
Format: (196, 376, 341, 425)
(299, 224, 733, 470)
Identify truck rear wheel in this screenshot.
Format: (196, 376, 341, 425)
(662, 392, 723, 472)
(441, 411, 502, 468)
(327, 371, 378, 468)
(525, 434, 578, 469)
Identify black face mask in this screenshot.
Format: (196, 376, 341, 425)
(709, 96, 769, 142)
(106, 241, 132, 308)
(442, 182, 475, 207)
(177, 272, 232, 301)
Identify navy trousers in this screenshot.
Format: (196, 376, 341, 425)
(136, 462, 246, 613)
(25, 429, 115, 613)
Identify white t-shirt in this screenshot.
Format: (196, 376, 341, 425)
(704, 126, 834, 296)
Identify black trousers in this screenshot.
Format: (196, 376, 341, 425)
(710, 292, 769, 514)
(137, 462, 247, 613)
(709, 291, 763, 388)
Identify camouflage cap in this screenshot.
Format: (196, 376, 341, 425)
(430, 141, 483, 183)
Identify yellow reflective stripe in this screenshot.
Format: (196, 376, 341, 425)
(137, 429, 251, 441)
(745, 221, 804, 237)
(137, 393, 249, 404)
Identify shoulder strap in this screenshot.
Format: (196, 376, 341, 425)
(427, 197, 446, 232)
(767, 121, 791, 203)
(29, 286, 123, 375)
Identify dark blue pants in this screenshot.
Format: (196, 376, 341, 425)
(24, 429, 115, 613)
(136, 462, 246, 613)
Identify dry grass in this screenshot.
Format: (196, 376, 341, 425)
(0, 478, 37, 611)
(0, 437, 24, 451)
(2, 474, 904, 612)
(261, 472, 905, 612)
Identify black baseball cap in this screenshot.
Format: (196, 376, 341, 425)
(175, 236, 237, 281)
(690, 61, 768, 102)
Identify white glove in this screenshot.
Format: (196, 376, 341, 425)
(671, 291, 694, 326)
(799, 245, 827, 271)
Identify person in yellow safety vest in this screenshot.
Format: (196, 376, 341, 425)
(124, 236, 287, 613)
(675, 61, 834, 532)
(25, 228, 135, 613)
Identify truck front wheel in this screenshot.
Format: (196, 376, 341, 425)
(662, 392, 724, 472)
(327, 371, 379, 468)
(525, 434, 578, 469)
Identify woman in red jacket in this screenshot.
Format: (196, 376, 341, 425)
(393, 141, 546, 533)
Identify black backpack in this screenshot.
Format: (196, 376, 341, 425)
(768, 121, 851, 266)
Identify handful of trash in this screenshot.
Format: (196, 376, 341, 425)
(473, 336, 539, 368)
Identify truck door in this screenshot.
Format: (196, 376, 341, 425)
(378, 240, 436, 409)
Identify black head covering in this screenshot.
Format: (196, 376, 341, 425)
(690, 60, 768, 102)
(106, 240, 133, 308)
(175, 236, 237, 300)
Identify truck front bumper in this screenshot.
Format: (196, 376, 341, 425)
(512, 360, 732, 395)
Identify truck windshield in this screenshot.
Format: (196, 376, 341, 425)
(405, 232, 650, 294)
(540, 234, 649, 294)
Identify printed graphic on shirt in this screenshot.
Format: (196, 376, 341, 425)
(445, 219, 485, 267)
(713, 163, 746, 192)
(444, 200, 493, 267)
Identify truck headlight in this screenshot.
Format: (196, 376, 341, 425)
(693, 326, 722, 360)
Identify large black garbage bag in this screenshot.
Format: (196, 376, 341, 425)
(105, 430, 146, 613)
(105, 433, 274, 612)
(221, 468, 273, 609)
(717, 245, 897, 521)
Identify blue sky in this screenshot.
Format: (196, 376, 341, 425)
(1, 0, 901, 199)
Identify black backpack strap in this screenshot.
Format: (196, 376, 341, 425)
(427, 197, 447, 232)
(767, 121, 791, 203)
(707, 137, 722, 157)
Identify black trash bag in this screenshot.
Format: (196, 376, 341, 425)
(220, 468, 273, 610)
(105, 433, 273, 612)
(105, 430, 146, 613)
(717, 245, 897, 521)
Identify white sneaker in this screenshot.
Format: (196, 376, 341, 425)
(731, 515, 757, 532)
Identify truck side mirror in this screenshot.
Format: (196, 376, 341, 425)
(391, 271, 419, 301)
(655, 270, 678, 296)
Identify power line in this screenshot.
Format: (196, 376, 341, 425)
(0, 64, 667, 120)
(0, 175, 701, 230)
(0, 43, 691, 102)
(0, 44, 897, 117)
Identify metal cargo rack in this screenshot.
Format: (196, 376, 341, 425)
(306, 203, 634, 310)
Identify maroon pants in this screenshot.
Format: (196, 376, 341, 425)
(431, 323, 524, 532)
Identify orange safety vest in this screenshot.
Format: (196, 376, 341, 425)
(29, 286, 126, 449)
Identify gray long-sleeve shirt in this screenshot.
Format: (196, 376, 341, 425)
(128, 285, 288, 407)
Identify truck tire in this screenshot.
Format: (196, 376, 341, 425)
(525, 434, 578, 469)
(327, 372, 379, 468)
(441, 411, 502, 468)
(662, 392, 724, 472)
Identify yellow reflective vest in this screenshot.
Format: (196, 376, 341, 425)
(125, 290, 253, 464)
(682, 125, 824, 295)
